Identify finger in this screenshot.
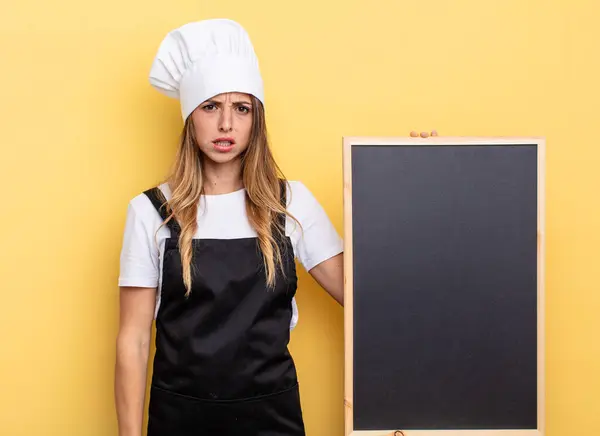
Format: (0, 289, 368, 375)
(431, 130, 438, 136)
(420, 131, 429, 138)
(410, 131, 419, 137)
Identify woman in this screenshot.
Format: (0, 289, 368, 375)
(114, 19, 344, 436)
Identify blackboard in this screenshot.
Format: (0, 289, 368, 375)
(342, 137, 545, 436)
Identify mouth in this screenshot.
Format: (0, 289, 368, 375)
(212, 137, 235, 152)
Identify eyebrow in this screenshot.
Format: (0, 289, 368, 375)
(205, 100, 252, 106)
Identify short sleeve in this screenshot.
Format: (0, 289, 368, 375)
(118, 201, 160, 288)
(288, 182, 343, 272)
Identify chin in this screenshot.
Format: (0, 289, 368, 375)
(203, 150, 242, 164)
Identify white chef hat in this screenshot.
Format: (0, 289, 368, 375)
(149, 18, 264, 120)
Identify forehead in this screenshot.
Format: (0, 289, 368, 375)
(209, 92, 252, 102)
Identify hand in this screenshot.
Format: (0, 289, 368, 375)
(410, 130, 438, 138)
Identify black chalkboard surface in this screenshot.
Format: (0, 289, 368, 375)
(342, 137, 545, 436)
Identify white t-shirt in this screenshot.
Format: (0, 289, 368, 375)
(118, 180, 343, 329)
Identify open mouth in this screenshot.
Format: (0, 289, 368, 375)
(213, 138, 235, 152)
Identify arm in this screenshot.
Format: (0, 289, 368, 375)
(114, 286, 156, 436)
(309, 252, 344, 306)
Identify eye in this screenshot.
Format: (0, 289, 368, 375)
(202, 104, 216, 111)
(237, 105, 251, 114)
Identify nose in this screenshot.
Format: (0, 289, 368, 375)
(219, 107, 233, 132)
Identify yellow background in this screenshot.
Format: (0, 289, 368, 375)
(1, 0, 599, 435)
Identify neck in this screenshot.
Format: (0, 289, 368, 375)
(202, 158, 244, 195)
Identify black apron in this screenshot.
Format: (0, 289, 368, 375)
(143, 182, 305, 436)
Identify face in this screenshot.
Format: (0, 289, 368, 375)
(190, 92, 254, 164)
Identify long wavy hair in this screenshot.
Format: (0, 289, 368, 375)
(156, 96, 299, 296)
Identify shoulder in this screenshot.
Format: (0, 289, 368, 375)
(282, 179, 343, 270)
(284, 180, 321, 212)
(125, 183, 171, 225)
(284, 180, 334, 232)
(128, 183, 170, 208)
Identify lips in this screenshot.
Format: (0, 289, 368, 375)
(213, 137, 235, 152)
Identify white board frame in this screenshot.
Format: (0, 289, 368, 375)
(342, 136, 546, 436)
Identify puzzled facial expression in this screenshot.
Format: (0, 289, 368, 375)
(190, 92, 254, 164)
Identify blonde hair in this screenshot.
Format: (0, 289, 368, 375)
(157, 96, 299, 296)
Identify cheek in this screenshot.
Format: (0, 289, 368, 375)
(191, 116, 210, 141)
(237, 116, 253, 143)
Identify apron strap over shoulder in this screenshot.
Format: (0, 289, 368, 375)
(143, 187, 182, 237)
